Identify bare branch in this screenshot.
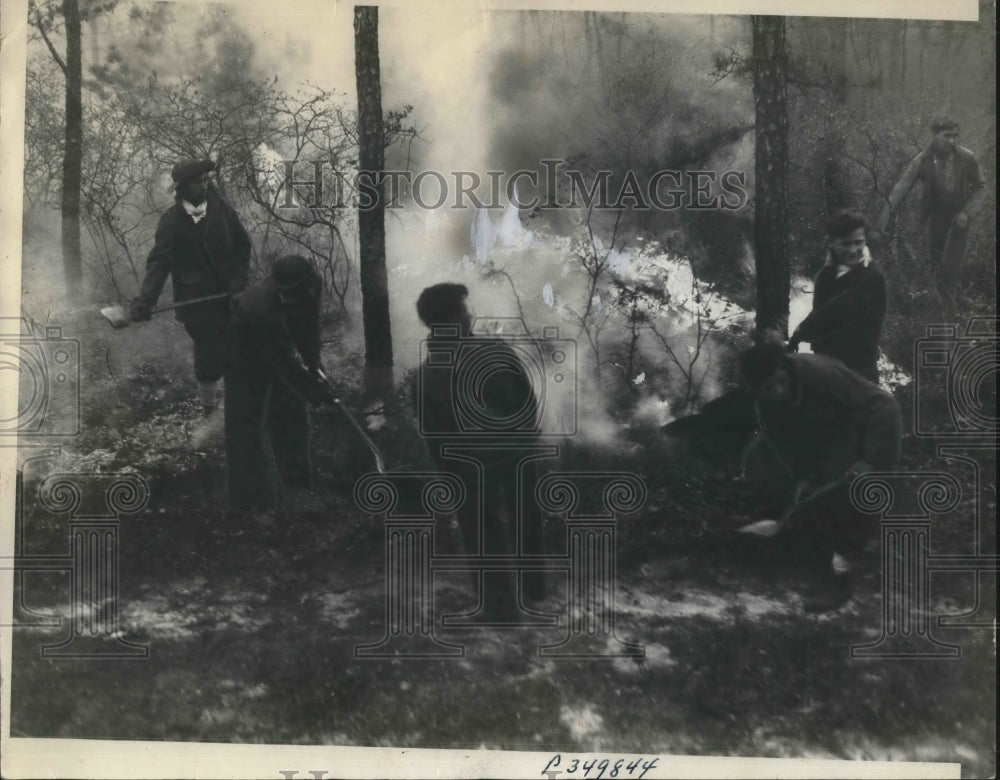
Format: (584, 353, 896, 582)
(32, 7, 68, 75)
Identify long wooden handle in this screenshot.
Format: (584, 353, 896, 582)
(150, 293, 229, 314)
(779, 477, 848, 523)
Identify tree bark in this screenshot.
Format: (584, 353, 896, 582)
(822, 18, 852, 213)
(354, 6, 393, 399)
(898, 21, 907, 89)
(62, 0, 84, 293)
(751, 15, 790, 337)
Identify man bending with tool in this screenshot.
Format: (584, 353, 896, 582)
(738, 341, 902, 613)
(130, 158, 252, 417)
(222, 255, 334, 526)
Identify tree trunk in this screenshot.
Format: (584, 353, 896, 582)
(918, 24, 927, 94)
(822, 18, 852, 213)
(354, 6, 393, 400)
(62, 0, 83, 293)
(898, 21, 907, 89)
(751, 15, 790, 337)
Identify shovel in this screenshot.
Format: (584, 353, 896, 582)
(736, 477, 848, 538)
(313, 368, 387, 474)
(100, 293, 229, 329)
(331, 398, 386, 474)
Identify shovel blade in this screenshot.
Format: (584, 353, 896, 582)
(100, 304, 130, 329)
(735, 519, 783, 537)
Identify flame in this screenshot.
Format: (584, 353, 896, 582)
(497, 182, 532, 248)
(470, 205, 495, 263)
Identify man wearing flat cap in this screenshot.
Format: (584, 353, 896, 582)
(131, 158, 252, 417)
(877, 117, 987, 310)
(222, 255, 335, 521)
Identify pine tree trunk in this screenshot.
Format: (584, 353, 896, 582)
(62, 0, 83, 293)
(899, 21, 907, 89)
(354, 5, 394, 399)
(751, 15, 790, 337)
(822, 18, 852, 213)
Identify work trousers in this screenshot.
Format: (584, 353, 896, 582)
(928, 211, 970, 308)
(434, 449, 547, 616)
(224, 370, 312, 511)
(740, 433, 877, 573)
(182, 303, 231, 383)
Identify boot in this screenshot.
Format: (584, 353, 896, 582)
(198, 380, 221, 416)
(191, 406, 225, 450)
(804, 570, 853, 613)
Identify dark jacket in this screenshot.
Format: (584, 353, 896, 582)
(880, 144, 987, 230)
(414, 334, 540, 452)
(224, 280, 329, 404)
(137, 186, 252, 323)
(915, 144, 987, 219)
(793, 257, 887, 383)
(755, 354, 902, 482)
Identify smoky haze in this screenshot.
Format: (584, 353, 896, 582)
(21, 4, 979, 440)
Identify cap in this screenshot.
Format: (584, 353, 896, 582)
(271, 255, 319, 292)
(930, 116, 960, 133)
(171, 158, 216, 191)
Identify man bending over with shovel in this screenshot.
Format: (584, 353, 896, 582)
(222, 255, 336, 527)
(737, 340, 902, 612)
(130, 158, 252, 418)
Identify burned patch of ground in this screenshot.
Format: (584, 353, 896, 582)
(8, 368, 996, 778)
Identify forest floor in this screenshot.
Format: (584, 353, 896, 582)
(7, 306, 997, 779)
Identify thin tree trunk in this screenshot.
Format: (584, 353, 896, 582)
(62, 0, 84, 293)
(751, 15, 790, 337)
(354, 5, 393, 400)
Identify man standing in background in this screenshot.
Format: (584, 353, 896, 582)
(877, 117, 986, 311)
(130, 158, 252, 418)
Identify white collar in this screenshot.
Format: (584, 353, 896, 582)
(827, 245, 872, 278)
(182, 199, 207, 223)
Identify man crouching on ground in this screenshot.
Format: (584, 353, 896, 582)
(738, 340, 903, 612)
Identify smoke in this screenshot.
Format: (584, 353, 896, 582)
(483, 14, 750, 194)
(360, 11, 756, 447)
(28, 5, 762, 448)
